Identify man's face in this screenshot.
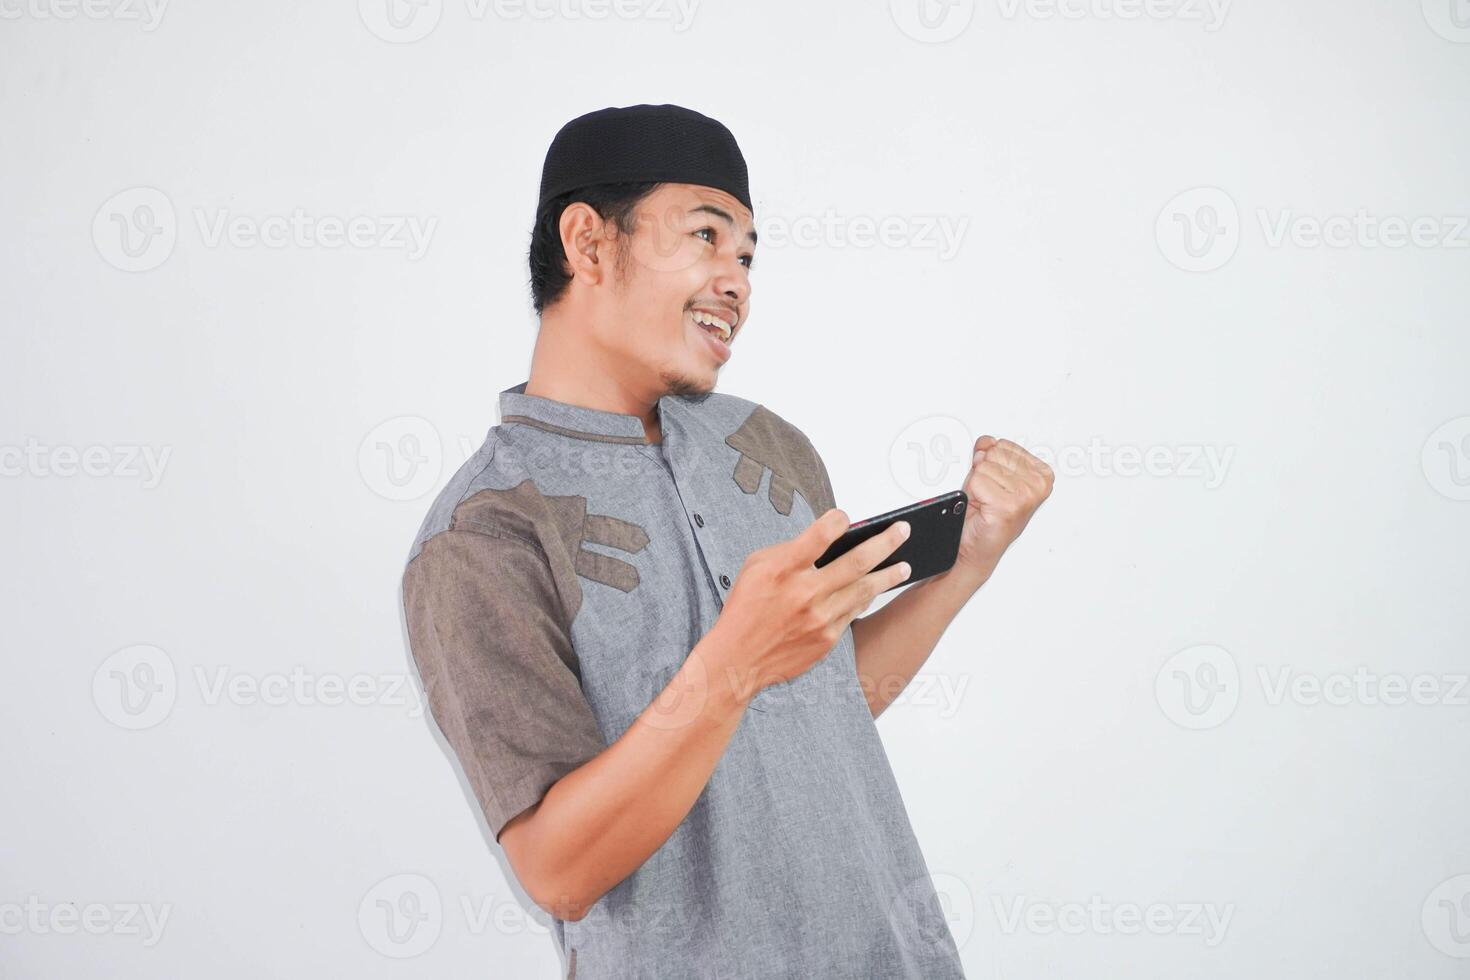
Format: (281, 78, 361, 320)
(601, 183, 755, 397)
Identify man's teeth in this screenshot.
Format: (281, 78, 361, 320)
(692, 311, 733, 342)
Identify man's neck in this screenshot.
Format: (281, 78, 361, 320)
(525, 315, 662, 443)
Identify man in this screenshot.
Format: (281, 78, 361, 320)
(401, 103, 1053, 979)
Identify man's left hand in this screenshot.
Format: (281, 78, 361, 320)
(951, 435, 1054, 585)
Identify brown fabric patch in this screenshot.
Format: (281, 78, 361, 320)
(451, 479, 588, 621)
(732, 452, 764, 494)
(452, 479, 652, 605)
(768, 471, 797, 517)
(575, 512, 650, 592)
(583, 512, 650, 554)
(575, 548, 640, 592)
(725, 404, 837, 517)
(402, 529, 606, 843)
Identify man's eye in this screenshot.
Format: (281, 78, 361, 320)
(739, 255, 753, 269)
(694, 227, 715, 244)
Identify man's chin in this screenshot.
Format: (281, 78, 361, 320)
(660, 368, 717, 399)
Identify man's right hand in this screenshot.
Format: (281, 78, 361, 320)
(709, 508, 913, 705)
(499, 509, 911, 919)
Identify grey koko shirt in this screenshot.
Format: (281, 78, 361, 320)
(402, 380, 966, 980)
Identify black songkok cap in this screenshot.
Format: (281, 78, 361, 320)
(537, 104, 751, 215)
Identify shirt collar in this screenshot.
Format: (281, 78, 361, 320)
(498, 380, 680, 445)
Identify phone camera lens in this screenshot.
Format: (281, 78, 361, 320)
(954, 499, 965, 514)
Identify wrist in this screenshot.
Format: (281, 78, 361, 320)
(937, 560, 992, 595)
(692, 624, 758, 716)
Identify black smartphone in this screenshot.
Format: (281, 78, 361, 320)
(812, 489, 967, 593)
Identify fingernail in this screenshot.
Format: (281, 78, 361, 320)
(898, 562, 911, 578)
(897, 521, 910, 538)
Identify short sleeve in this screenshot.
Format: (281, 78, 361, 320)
(793, 425, 837, 517)
(811, 443, 836, 516)
(403, 528, 606, 842)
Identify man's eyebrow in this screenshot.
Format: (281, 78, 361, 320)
(689, 204, 757, 247)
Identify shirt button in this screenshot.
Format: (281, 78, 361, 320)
(719, 574, 731, 589)
(693, 513, 705, 527)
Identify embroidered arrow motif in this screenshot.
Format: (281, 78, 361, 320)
(725, 404, 831, 518)
(574, 512, 650, 593)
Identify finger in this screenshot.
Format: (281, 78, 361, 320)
(974, 459, 1017, 494)
(983, 451, 1045, 496)
(993, 437, 1052, 487)
(985, 440, 1032, 480)
(971, 468, 1015, 503)
(827, 558, 913, 622)
(815, 518, 911, 587)
(791, 507, 852, 564)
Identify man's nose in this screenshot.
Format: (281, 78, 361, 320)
(713, 262, 750, 306)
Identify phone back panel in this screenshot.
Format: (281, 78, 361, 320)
(813, 490, 966, 593)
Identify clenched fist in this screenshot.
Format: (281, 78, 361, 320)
(954, 435, 1054, 583)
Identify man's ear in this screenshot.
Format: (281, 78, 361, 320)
(558, 202, 609, 287)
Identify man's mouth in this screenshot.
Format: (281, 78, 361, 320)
(690, 308, 736, 344)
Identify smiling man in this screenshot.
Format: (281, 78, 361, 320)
(401, 104, 1052, 979)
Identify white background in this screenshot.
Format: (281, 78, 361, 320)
(3, 0, 1469, 977)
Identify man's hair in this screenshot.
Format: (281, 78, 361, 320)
(528, 181, 663, 316)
